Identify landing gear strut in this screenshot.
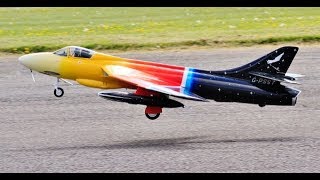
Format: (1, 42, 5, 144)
(54, 78, 64, 97)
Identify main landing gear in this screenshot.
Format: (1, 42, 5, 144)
(145, 113, 160, 120)
(145, 106, 162, 120)
(259, 103, 266, 107)
(98, 90, 184, 120)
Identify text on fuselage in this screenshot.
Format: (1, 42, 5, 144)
(251, 76, 276, 85)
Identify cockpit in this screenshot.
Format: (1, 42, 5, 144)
(53, 46, 95, 59)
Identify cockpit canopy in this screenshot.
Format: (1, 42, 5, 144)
(53, 46, 95, 59)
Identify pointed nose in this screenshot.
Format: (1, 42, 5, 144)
(18, 54, 30, 67)
(18, 52, 61, 74)
(18, 55, 23, 63)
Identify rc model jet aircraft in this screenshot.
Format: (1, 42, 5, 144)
(19, 46, 303, 120)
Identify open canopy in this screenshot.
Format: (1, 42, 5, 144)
(53, 46, 95, 58)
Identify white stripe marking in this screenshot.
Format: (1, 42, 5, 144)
(181, 67, 189, 89)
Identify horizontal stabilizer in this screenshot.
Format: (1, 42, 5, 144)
(249, 71, 302, 85)
(285, 73, 305, 79)
(284, 78, 300, 84)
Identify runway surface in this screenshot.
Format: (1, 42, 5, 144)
(0, 45, 320, 172)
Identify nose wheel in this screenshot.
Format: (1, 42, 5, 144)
(54, 87, 64, 97)
(54, 77, 64, 97)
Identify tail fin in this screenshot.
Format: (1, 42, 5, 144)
(214, 46, 300, 85)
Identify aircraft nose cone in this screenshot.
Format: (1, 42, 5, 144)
(18, 56, 23, 63)
(18, 55, 27, 65)
(18, 54, 32, 68)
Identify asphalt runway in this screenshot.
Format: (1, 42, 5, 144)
(0, 45, 320, 172)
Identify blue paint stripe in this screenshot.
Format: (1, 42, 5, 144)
(184, 68, 194, 93)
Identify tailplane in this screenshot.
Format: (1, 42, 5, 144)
(213, 46, 303, 85)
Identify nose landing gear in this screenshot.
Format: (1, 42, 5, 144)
(54, 87, 64, 97)
(53, 77, 73, 97)
(54, 78, 64, 97)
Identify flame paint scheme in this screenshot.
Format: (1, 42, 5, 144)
(19, 46, 303, 120)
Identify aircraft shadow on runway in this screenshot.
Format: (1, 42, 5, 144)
(12, 136, 303, 152)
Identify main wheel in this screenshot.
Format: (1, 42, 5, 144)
(54, 87, 64, 97)
(145, 113, 160, 120)
(258, 103, 266, 107)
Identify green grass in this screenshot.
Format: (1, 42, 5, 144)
(0, 7, 320, 53)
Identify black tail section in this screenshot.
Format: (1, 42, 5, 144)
(210, 46, 299, 88)
(188, 46, 301, 105)
(215, 46, 299, 79)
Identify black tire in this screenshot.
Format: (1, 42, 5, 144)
(259, 103, 266, 107)
(54, 87, 64, 97)
(145, 113, 160, 120)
